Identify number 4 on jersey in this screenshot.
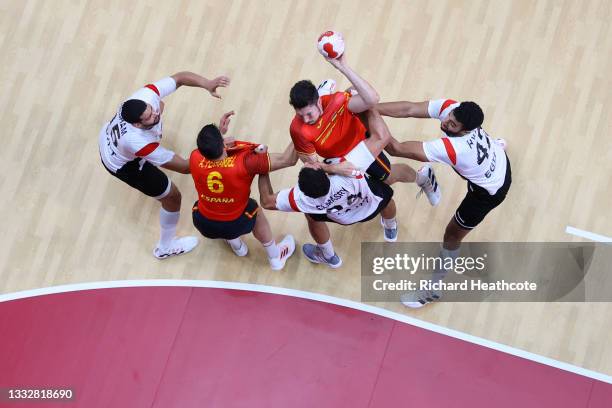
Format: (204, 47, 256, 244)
(476, 129, 491, 165)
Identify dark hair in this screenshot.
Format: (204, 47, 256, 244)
(298, 167, 331, 198)
(289, 80, 319, 109)
(197, 124, 225, 160)
(453, 101, 484, 131)
(121, 99, 147, 124)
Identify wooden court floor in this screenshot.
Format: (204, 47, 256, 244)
(1, 1, 611, 374)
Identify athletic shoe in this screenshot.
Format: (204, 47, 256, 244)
(495, 138, 507, 150)
(269, 235, 296, 270)
(302, 243, 343, 268)
(317, 79, 336, 96)
(400, 289, 441, 308)
(226, 238, 248, 257)
(153, 236, 199, 259)
(416, 164, 441, 206)
(380, 217, 398, 242)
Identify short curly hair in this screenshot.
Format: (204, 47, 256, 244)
(453, 101, 484, 131)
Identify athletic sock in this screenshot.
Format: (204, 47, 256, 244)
(433, 245, 460, 283)
(441, 246, 460, 260)
(159, 208, 180, 248)
(227, 238, 243, 251)
(382, 217, 397, 229)
(318, 239, 335, 259)
(263, 240, 280, 259)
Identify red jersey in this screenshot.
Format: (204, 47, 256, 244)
(290, 91, 366, 158)
(190, 141, 271, 221)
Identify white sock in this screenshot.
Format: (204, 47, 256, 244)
(433, 245, 460, 283)
(441, 246, 460, 259)
(382, 217, 397, 229)
(159, 208, 180, 248)
(263, 240, 280, 259)
(227, 238, 242, 251)
(318, 239, 335, 258)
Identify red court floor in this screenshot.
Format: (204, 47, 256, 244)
(0, 286, 611, 407)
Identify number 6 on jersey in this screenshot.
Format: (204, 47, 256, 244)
(207, 171, 224, 193)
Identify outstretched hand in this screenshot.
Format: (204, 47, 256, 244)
(206, 75, 231, 98)
(219, 110, 235, 135)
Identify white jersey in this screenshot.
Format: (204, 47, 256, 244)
(99, 77, 177, 173)
(275, 142, 383, 225)
(423, 99, 508, 195)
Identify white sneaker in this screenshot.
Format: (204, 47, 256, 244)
(416, 164, 441, 206)
(495, 138, 507, 150)
(380, 217, 398, 242)
(269, 235, 296, 270)
(400, 289, 441, 308)
(226, 239, 248, 257)
(153, 236, 199, 259)
(317, 79, 336, 96)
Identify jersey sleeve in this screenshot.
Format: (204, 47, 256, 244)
(275, 188, 300, 212)
(131, 140, 175, 166)
(244, 152, 271, 175)
(128, 77, 178, 106)
(422, 138, 457, 166)
(427, 99, 457, 119)
(290, 122, 316, 156)
(145, 77, 178, 99)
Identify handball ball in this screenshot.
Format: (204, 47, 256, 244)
(317, 31, 345, 59)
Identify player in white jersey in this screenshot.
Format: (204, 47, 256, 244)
(99, 71, 230, 259)
(378, 98, 512, 307)
(258, 109, 402, 268)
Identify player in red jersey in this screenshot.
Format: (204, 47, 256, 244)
(190, 112, 298, 270)
(289, 52, 419, 184)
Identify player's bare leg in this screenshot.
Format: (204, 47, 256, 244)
(159, 182, 182, 211)
(401, 217, 466, 308)
(443, 218, 470, 251)
(380, 198, 398, 242)
(154, 182, 199, 260)
(252, 209, 295, 270)
(385, 164, 416, 185)
(302, 215, 342, 268)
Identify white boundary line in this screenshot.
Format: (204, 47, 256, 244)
(1, 279, 611, 385)
(566, 226, 612, 243)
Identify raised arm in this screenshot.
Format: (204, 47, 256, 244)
(361, 109, 392, 157)
(375, 101, 430, 118)
(170, 71, 231, 98)
(325, 54, 379, 113)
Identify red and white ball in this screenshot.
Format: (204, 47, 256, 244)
(317, 31, 345, 59)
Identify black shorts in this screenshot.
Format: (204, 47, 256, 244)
(103, 158, 170, 198)
(307, 177, 394, 225)
(192, 198, 259, 240)
(364, 131, 391, 182)
(454, 156, 512, 230)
